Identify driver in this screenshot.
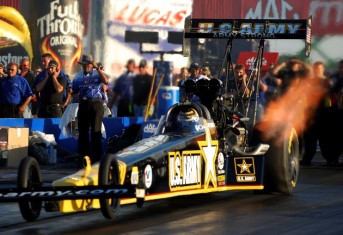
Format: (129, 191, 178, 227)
(176, 108, 200, 134)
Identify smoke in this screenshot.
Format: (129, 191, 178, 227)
(256, 76, 328, 145)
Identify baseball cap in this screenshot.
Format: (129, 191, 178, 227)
(189, 62, 200, 70)
(139, 59, 147, 68)
(78, 54, 94, 64)
(48, 60, 59, 67)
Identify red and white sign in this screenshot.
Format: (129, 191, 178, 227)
(104, 0, 193, 78)
(237, 52, 279, 71)
(192, 0, 343, 35)
(241, 0, 343, 35)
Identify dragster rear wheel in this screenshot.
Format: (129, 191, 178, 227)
(99, 155, 121, 219)
(17, 157, 42, 222)
(252, 123, 300, 194)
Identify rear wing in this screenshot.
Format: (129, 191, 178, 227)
(183, 16, 312, 57)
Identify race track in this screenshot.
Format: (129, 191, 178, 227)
(0, 154, 342, 235)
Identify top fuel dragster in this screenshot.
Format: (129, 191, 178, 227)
(0, 15, 311, 221)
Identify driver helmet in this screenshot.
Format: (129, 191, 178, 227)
(176, 108, 200, 134)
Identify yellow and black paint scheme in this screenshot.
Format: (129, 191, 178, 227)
(51, 114, 266, 214)
(52, 156, 102, 212)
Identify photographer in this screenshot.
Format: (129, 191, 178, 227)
(35, 60, 67, 118)
(72, 54, 109, 163)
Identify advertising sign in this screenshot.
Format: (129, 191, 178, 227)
(104, 0, 193, 77)
(237, 52, 279, 71)
(0, 6, 32, 67)
(21, 0, 84, 75)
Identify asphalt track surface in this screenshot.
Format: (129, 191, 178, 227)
(0, 153, 342, 235)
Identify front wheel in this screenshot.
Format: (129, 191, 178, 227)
(17, 157, 42, 221)
(98, 155, 121, 219)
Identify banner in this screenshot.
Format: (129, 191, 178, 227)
(191, 0, 343, 35)
(0, 6, 32, 67)
(104, 0, 193, 77)
(21, 0, 84, 75)
(237, 52, 279, 71)
(241, 0, 343, 35)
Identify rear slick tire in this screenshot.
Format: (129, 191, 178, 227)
(253, 123, 300, 194)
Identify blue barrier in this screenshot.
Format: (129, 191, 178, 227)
(0, 117, 150, 156)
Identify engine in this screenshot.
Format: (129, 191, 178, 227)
(183, 77, 249, 150)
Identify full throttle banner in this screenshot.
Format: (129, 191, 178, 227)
(21, 0, 84, 75)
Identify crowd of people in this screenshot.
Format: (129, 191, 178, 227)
(176, 58, 343, 167)
(0, 53, 342, 165)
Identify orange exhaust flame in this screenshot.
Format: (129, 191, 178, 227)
(256, 76, 328, 145)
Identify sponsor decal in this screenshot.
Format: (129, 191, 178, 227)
(234, 157, 256, 182)
(217, 175, 226, 186)
(143, 123, 157, 134)
(131, 166, 139, 185)
(195, 124, 205, 132)
(197, 123, 219, 189)
(217, 152, 226, 186)
(162, 92, 172, 100)
(237, 52, 279, 72)
(0, 188, 129, 199)
(169, 151, 202, 191)
(168, 120, 219, 190)
(237, 175, 256, 182)
(144, 164, 153, 189)
(217, 152, 225, 174)
(197, 22, 302, 39)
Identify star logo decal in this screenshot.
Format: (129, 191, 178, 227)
(198, 122, 218, 189)
(237, 159, 252, 174)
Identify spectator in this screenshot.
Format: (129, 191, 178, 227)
(19, 58, 35, 88)
(0, 63, 7, 78)
(33, 53, 69, 116)
(229, 64, 250, 98)
(19, 58, 35, 118)
(188, 62, 209, 81)
(132, 59, 153, 117)
(34, 66, 43, 75)
(35, 60, 67, 118)
(177, 67, 189, 101)
(301, 61, 330, 166)
(225, 64, 251, 116)
(0, 62, 32, 118)
(107, 59, 136, 117)
(272, 58, 312, 94)
(180, 62, 209, 102)
(60, 74, 72, 112)
(202, 66, 212, 78)
(259, 63, 282, 104)
(72, 54, 109, 163)
(272, 58, 312, 154)
(97, 62, 112, 117)
(318, 59, 343, 166)
(32, 53, 54, 117)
